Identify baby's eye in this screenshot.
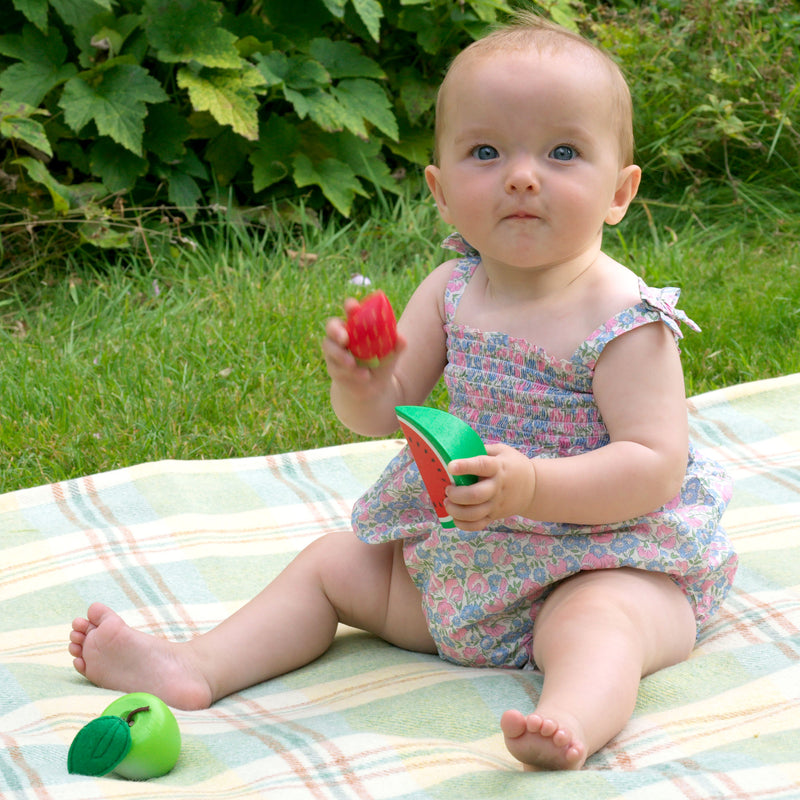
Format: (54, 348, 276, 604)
(550, 145, 577, 161)
(472, 145, 499, 161)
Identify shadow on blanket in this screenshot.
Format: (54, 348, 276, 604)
(1, 374, 799, 799)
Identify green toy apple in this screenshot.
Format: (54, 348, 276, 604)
(68, 692, 181, 780)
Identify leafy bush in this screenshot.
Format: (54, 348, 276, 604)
(0, 0, 797, 269)
(0, 0, 523, 253)
(587, 0, 800, 202)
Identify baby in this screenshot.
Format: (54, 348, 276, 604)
(70, 13, 736, 770)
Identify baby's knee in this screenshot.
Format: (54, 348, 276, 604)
(534, 569, 695, 667)
(537, 573, 630, 632)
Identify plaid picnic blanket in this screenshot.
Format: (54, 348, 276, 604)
(1, 374, 799, 799)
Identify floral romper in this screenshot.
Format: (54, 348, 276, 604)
(352, 237, 738, 669)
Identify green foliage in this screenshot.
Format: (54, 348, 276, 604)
(0, 0, 518, 248)
(0, 0, 797, 270)
(587, 0, 800, 198)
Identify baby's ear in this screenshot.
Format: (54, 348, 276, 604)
(606, 164, 641, 225)
(425, 165, 453, 224)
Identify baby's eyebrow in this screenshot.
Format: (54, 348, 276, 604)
(453, 128, 497, 144)
(547, 122, 598, 144)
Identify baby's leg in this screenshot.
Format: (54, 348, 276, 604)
(69, 534, 435, 710)
(502, 568, 696, 770)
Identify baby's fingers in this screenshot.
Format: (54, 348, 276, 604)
(324, 315, 350, 348)
(444, 488, 495, 531)
(448, 454, 497, 479)
(321, 330, 370, 383)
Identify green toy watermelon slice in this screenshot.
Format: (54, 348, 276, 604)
(395, 406, 486, 529)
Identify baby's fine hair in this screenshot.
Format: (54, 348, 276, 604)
(433, 11, 635, 166)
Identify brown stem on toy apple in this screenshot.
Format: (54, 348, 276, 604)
(126, 706, 150, 726)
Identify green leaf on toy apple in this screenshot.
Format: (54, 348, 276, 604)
(67, 715, 132, 776)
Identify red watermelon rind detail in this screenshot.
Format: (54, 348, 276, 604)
(395, 406, 487, 529)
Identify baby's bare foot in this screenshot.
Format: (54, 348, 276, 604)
(69, 602, 213, 711)
(501, 709, 587, 770)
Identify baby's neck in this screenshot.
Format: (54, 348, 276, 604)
(455, 251, 639, 361)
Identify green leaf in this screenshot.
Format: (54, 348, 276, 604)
(0, 99, 45, 120)
(0, 25, 78, 106)
(249, 114, 299, 191)
(143, 102, 191, 163)
(327, 130, 399, 195)
(144, 0, 241, 68)
(319, 0, 347, 18)
(255, 53, 329, 91)
(0, 100, 52, 156)
(50, 0, 113, 30)
(67, 716, 132, 777)
(397, 8, 447, 55)
(11, 0, 49, 32)
(463, 0, 512, 24)
(286, 58, 330, 90)
(13, 156, 73, 213)
(288, 87, 341, 131)
(90, 138, 148, 192)
(177, 67, 261, 141)
(14, 156, 107, 213)
(293, 152, 366, 216)
(397, 69, 437, 125)
(333, 79, 398, 140)
(308, 38, 384, 79)
(154, 150, 207, 219)
(1, 114, 52, 156)
(251, 157, 288, 192)
(78, 220, 133, 248)
(252, 52, 286, 88)
(60, 61, 168, 156)
(177, 148, 207, 179)
(543, 0, 581, 33)
(351, 0, 383, 41)
(205, 128, 250, 185)
(87, 15, 142, 61)
(166, 171, 202, 219)
(386, 120, 433, 166)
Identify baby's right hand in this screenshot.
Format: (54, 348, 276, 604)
(322, 299, 402, 384)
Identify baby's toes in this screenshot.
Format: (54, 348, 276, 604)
(524, 713, 545, 734)
(500, 709, 528, 738)
(538, 717, 559, 737)
(71, 616, 91, 635)
(564, 742, 586, 768)
(69, 628, 86, 646)
(552, 727, 572, 748)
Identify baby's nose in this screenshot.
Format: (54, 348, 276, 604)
(505, 158, 539, 192)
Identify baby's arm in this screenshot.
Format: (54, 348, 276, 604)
(447, 320, 689, 527)
(322, 262, 452, 437)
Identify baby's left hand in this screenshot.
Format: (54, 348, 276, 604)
(445, 444, 536, 530)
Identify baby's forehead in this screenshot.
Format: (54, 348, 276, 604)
(446, 42, 610, 90)
(438, 46, 618, 127)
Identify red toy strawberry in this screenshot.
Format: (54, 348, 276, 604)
(345, 290, 398, 367)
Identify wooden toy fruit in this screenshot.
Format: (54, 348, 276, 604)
(396, 406, 486, 528)
(68, 692, 181, 780)
(345, 290, 398, 367)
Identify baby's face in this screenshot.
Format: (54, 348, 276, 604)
(426, 47, 634, 275)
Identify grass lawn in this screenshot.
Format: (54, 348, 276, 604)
(2, 186, 798, 492)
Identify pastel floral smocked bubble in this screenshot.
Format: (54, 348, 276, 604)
(352, 238, 737, 670)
